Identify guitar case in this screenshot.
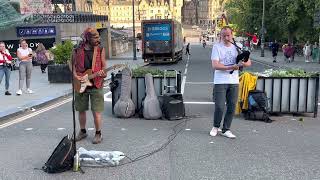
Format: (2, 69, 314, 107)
(114, 67, 135, 118)
(142, 73, 162, 119)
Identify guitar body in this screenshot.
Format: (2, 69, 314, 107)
(143, 73, 162, 119)
(114, 67, 135, 118)
(73, 64, 125, 93)
(74, 69, 94, 93)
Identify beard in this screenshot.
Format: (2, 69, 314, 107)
(89, 40, 100, 47)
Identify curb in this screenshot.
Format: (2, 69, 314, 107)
(0, 90, 72, 121)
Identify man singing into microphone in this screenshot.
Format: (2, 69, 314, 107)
(69, 27, 106, 144)
(209, 26, 251, 139)
(0, 42, 13, 95)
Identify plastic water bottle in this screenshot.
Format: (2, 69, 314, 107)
(73, 150, 80, 172)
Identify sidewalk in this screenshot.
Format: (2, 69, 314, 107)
(250, 49, 320, 72)
(0, 52, 144, 120)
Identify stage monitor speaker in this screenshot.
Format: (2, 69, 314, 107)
(162, 93, 185, 120)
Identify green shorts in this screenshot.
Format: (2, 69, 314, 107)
(75, 88, 104, 112)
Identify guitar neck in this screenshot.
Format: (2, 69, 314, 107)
(88, 66, 116, 80)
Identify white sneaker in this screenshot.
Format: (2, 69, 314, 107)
(16, 89, 22, 95)
(221, 130, 236, 139)
(209, 127, 222, 137)
(26, 89, 33, 94)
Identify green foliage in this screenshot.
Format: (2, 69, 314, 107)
(49, 40, 74, 64)
(132, 67, 176, 77)
(242, 69, 318, 77)
(225, 0, 320, 44)
(270, 69, 317, 77)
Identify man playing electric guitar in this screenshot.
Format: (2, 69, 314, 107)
(69, 27, 106, 144)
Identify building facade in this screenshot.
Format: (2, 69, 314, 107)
(182, 0, 227, 26)
(109, 0, 183, 28)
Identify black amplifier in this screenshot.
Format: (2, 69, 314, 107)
(162, 93, 185, 120)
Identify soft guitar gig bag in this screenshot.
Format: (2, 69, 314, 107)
(114, 67, 136, 118)
(142, 73, 162, 119)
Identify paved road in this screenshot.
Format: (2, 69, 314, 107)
(1, 45, 320, 180)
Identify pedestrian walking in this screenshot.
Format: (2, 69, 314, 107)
(35, 43, 50, 73)
(0, 42, 13, 95)
(284, 43, 295, 63)
(70, 27, 107, 144)
(312, 42, 319, 62)
(185, 43, 191, 55)
(16, 39, 34, 95)
(271, 40, 279, 62)
(202, 39, 206, 48)
(210, 26, 252, 139)
(303, 41, 312, 62)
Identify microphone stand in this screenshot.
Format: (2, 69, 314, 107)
(71, 51, 77, 155)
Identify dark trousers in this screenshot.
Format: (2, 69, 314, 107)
(40, 64, 48, 72)
(185, 49, 190, 55)
(213, 84, 239, 133)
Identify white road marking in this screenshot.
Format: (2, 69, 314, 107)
(186, 82, 214, 84)
(184, 101, 215, 105)
(25, 128, 33, 131)
(209, 141, 214, 144)
(181, 76, 186, 95)
(0, 98, 72, 129)
(184, 68, 187, 74)
(57, 128, 65, 131)
(185, 128, 191, 131)
(104, 91, 112, 102)
(88, 128, 94, 131)
(152, 128, 158, 131)
(121, 128, 127, 131)
(318, 103, 320, 106)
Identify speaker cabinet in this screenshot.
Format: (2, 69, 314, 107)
(162, 93, 185, 120)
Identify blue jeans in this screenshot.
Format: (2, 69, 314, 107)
(0, 65, 11, 91)
(213, 84, 239, 133)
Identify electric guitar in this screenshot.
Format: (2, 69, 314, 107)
(74, 64, 125, 93)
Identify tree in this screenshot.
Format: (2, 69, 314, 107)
(225, 0, 320, 44)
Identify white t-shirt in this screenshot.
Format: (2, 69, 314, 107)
(17, 47, 33, 62)
(211, 42, 239, 84)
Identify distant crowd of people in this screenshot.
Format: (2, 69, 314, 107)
(269, 41, 319, 63)
(0, 39, 53, 96)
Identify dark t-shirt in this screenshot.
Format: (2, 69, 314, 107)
(84, 49, 94, 70)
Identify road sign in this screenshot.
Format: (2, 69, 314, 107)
(16, 26, 56, 37)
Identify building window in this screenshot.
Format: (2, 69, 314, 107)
(151, 10, 153, 13)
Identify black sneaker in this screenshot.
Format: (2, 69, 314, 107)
(5, 91, 11, 95)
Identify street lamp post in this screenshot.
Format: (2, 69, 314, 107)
(132, 0, 137, 60)
(260, 0, 265, 57)
(72, 0, 76, 11)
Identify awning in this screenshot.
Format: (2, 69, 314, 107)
(0, 0, 35, 30)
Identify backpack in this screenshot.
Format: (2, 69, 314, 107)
(244, 90, 272, 123)
(42, 135, 75, 173)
